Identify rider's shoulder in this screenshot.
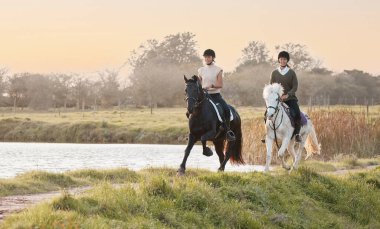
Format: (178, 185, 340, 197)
(288, 68, 297, 76)
(288, 68, 296, 73)
(198, 66, 205, 74)
(271, 69, 279, 75)
(213, 63, 222, 71)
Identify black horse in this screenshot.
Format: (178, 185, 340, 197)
(177, 75, 244, 176)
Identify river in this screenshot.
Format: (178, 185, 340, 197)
(0, 143, 265, 178)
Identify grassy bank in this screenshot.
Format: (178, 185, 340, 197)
(1, 166, 380, 228)
(1, 158, 378, 198)
(0, 168, 139, 197)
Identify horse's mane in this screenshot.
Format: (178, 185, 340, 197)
(263, 83, 284, 100)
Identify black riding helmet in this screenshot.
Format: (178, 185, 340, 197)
(203, 49, 216, 58)
(278, 51, 290, 61)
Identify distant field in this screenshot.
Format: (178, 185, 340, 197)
(0, 105, 378, 128)
(0, 105, 379, 162)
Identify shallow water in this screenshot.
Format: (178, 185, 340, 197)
(0, 143, 265, 178)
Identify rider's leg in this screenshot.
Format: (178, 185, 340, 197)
(218, 95, 235, 142)
(286, 100, 302, 142)
(209, 93, 235, 141)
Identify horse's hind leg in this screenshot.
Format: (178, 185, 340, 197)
(177, 134, 196, 176)
(213, 140, 225, 171)
(293, 141, 305, 170)
(287, 141, 297, 172)
(219, 141, 232, 172)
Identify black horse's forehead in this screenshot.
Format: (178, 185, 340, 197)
(186, 82, 198, 88)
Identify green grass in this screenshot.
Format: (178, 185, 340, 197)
(298, 157, 380, 172)
(0, 168, 139, 197)
(1, 167, 380, 228)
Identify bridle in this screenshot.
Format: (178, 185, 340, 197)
(266, 93, 284, 149)
(185, 81, 206, 113)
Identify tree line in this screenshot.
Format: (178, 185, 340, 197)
(0, 32, 379, 111)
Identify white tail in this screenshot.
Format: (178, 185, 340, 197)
(305, 122, 321, 160)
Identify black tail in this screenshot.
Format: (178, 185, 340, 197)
(226, 107, 245, 165)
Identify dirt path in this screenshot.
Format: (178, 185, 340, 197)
(0, 186, 91, 223)
(0, 165, 378, 223)
(321, 165, 379, 176)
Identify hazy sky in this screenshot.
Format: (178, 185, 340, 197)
(1, 0, 379, 75)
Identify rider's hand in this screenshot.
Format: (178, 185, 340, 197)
(281, 94, 289, 101)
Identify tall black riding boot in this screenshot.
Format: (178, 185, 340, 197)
(294, 120, 302, 142)
(225, 118, 236, 142)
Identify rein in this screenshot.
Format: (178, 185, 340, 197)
(185, 81, 206, 110)
(266, 94, 284, 149)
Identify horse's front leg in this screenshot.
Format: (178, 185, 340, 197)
(177, 133, 197, 176)
(278, 136, 291, 170)
(200, 124, 217, 157)
(265, 135, 274, 172)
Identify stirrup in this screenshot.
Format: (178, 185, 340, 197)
(226, 130, 236, 142)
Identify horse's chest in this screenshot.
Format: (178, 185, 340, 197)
(189, 119, 211, 135)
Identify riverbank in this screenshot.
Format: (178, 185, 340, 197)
(1, 106, 379, 161)
(1, 164, 379, 228)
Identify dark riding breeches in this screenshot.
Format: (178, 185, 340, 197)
(209, 93, 231, 126)
(285, 99, 301, 135)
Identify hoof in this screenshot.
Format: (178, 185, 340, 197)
(283, 166, 291, 171)
(288, 167, 294, 174)
(218, 167, 225, 172)
(177, 168, 185, 176)
(203, 147, 213, 157)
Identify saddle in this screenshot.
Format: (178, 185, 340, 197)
(207, 99, 234, 122)
(281, 103, 308, 127)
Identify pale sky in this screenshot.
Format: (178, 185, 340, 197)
(0, 0, 379, 75)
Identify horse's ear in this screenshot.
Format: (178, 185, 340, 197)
(192, 75, 199, 81)
(184, 75, 188, 82)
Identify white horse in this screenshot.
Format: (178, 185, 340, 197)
(263, 83, 321, 172)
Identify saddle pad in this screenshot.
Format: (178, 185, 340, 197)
(281, 103, 308, 127)
(208, 99, 233, 122)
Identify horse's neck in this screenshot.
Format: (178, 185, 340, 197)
(269, 104, 289, 128)
(190, 97, 205, 119)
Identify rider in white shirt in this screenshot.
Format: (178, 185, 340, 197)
(198, 49, 235, 142)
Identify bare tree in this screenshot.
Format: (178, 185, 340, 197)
(7, 74, 28, 112)
(239, 41, 270, 65)
(0, 68, 8, 105)
(51, 74, 73, 111)
(71, 77, 91, 111)
(98, 70, 120, 108)
(128, 32, 202, 108)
